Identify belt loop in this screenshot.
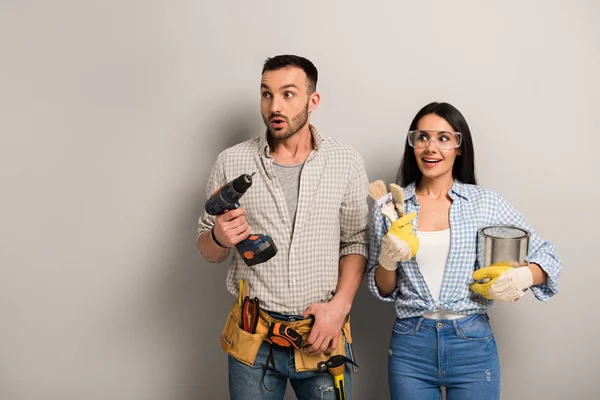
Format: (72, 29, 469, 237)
(415, 317, 424, 332)
(452, 319, 460, 335)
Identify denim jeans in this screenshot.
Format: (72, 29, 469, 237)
(228, 312, 353, 400)
(388, 313, 500, 400)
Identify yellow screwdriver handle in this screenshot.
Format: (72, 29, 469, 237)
(333, 373, 346, 400)
(238, 280, 244, 306)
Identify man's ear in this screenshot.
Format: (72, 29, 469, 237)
(308, 92, 320, 113)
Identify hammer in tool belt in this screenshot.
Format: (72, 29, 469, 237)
(317, 355, 359, 400)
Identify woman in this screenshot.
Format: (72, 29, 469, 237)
(367, 102, 561, 400)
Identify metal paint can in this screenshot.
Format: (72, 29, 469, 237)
(479, 225, 530, 267)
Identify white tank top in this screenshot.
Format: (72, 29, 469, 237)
(416, 229, 463, 320)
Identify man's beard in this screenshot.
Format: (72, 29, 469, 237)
(263, 102, 309, 140)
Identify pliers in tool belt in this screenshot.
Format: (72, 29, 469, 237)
(242, 297, 259, 334)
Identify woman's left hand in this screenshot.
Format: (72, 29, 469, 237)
(470, 263, 534, 302)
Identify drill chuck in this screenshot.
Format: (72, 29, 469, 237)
(205, 174, 253, 215)
(232, 174, 252, 194)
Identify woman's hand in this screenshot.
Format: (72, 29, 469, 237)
(470, 262, 534, 302)
(378, 212, 419, 270)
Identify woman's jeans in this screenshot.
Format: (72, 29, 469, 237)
(388, 313, 500, 400)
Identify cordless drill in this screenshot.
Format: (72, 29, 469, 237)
(205, 173, 277, 266)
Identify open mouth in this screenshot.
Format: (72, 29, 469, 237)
(270, 117, 286, 129)
(422, 158, 442, 166)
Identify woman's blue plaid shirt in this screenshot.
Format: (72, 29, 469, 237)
(366, 180, 561, 319)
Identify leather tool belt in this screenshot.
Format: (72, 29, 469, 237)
(220, 301, 353, 372)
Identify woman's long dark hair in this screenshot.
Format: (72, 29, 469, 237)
(397, 102, 477, 187)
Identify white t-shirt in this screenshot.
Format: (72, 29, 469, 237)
(416, 229, 464, 320)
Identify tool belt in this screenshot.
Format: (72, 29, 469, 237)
(220, 301, 353, 372)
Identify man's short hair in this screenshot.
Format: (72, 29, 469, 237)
(262, 55, 318, 93)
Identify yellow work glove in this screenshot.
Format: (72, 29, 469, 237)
(470, 262, 534, 302)
(378, 212, 419, 271)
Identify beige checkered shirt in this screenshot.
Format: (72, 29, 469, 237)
(198, 126, 369, 314)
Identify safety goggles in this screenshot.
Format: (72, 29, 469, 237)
(407, 130, 462, 150)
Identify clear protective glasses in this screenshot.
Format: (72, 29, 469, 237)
(407, 130, 462, 150)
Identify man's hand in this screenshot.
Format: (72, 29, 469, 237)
(302, 299, 348, 355)
(212, 208, 250, 248)
(470, 263, 534, 302)
(379, 212, 419, 270)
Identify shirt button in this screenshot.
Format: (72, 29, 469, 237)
(292, 279, 296, 284)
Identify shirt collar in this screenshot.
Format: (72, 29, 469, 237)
(403, 180, 470, 203)
(449, 180, 469, 200)
(258, 124, 323, 157)
(403, 182, 417, 202)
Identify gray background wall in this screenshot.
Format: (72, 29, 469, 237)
(1, 1, 598, 399)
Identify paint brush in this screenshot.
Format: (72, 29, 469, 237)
(389, 183, 405, 217)
(368, 180, 397, 222)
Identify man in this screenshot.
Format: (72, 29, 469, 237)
(197, 55, 369, 399)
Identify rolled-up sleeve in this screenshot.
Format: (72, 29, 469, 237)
(366, 204, 399, 302)
(338, 153, 369, 259)
(197, 151, 227, 240)
(494, 194, 562, 301)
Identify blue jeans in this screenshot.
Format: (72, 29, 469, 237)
(388, 313, 500, 400)
(228, 312, 353, 400)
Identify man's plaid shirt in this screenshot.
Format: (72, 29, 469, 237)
(198, 126, 369, 314)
